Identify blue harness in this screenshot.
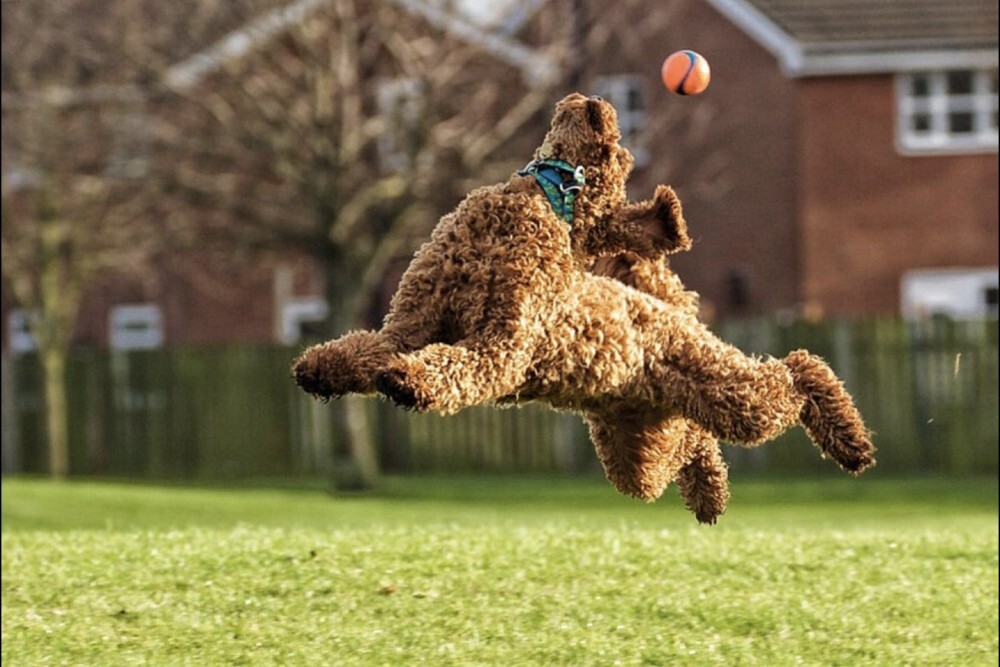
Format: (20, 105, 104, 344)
(517, 159, 586, 225)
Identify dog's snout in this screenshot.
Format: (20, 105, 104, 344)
(586, 98, 605, 132)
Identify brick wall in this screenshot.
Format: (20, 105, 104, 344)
(615, 0, 802, 319)
(796, 76, 999, 316)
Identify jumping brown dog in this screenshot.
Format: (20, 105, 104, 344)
(293, 93, 876, 523)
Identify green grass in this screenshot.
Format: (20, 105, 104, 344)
(2, 474, 998, 666)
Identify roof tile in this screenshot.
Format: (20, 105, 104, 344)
(742, 0, 998, 48)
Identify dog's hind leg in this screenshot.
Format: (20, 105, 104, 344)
(644, 313, 874, 474)
(784, 350, 876, 474)
(658, 349, 807, 446)
(587, 413, 701, 502)
(675, 428, 730, 524)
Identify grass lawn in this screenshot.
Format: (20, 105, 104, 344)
(2, 474, 997, 666)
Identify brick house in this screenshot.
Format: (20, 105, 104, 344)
(4, 0, 998, 357)
(585, 0, 998, 319)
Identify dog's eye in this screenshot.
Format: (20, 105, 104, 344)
(589, 95, 603, 101)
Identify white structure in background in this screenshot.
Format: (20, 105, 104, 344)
(109, 304, 165, 350)
(272, 264, 330, 345)
(279, 296, 330, 345)
(280, 297, 329, 345)
(591, 75, 649, 167)
(901, 267, 999, 319)
(166, 0, 556, 92)
(6, 310, 37, 354)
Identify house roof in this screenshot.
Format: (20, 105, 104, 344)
(2, 0, 556, 109)
(167, 0, 556, 91)
(707, 0, 999, 76)
(388, 0, 556, 85)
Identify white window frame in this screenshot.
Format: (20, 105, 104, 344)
(7, 309, 38, 354)
(591, 75, 649, 167)
(280, 297, 329, 345)
(896, 69, 998, 155)
(900, 267, 999, 320)
(376, 78, 424, 173)
(109, 303, 164, 350)
(2, 166, 42, 192)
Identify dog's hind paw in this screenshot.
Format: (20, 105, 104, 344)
(786, 349, 877, 476)
(831, 434, 877, 476)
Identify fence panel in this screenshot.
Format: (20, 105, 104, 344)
(5, 317, 998, 479)
(717, 317, 999, 475)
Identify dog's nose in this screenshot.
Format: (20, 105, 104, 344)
(586, 97, 606, 132)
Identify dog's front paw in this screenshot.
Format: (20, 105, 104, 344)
(291, 344, 364, 401)
(375, 363, 433, 411)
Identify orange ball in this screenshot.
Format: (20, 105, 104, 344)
(661, 50, 711, 95)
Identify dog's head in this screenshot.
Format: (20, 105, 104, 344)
(535, 93, 634, 203)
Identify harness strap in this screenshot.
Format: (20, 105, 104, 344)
(517, 159, 586, 225)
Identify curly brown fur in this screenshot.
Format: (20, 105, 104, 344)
(589, 183, 699, 313)
(583, 185, 692, 261)
(586, 185, 728, 521)
(292, 93, 876, 522)
(587, 412, 699, 502)
(676, 432, 731, 524)
(292, 330, 393, 399)
(785, 349, 876, 474)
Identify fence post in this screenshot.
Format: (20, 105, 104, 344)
(1, 352, 21, 474)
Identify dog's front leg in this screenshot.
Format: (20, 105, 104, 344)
(375, 338, 535, 414)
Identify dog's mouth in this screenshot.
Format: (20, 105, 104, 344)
(615, 142, 635, 175)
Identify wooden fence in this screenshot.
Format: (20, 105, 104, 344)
(3, 317, 997, 478)
(716, 317, 998, 475)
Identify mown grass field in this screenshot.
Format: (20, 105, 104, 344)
(2, 474, 998, 666)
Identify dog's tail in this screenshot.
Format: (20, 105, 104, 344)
(784, 350, 876, 475)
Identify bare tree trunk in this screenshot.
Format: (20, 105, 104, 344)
(325, 259, 381, 491)
(328, 397, 380, 491)
(40, 345, 69, 479)
(1, 352, 22, 474)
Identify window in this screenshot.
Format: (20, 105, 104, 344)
(280, 297, 329, 345)
(7, 310, 38, 354)
(901, 268, 999, 320)
(106, 110, 150, 179)
(2, 166, 41, 192)
(896, 69, 998, 153)
(376, 78, 424, 172)
(591, 75, 649, 166)
(109, 304, 164, 350)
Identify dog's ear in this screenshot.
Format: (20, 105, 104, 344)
(625, 185, 692, 254)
